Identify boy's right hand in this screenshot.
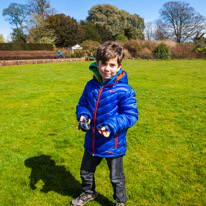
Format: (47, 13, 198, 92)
(78, 116, 91, 130)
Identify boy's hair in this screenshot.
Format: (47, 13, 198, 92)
(96, 41, 125, 66)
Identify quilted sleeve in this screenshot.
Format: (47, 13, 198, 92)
(102, 87, 138, 135)
(76, 83, 92, 121)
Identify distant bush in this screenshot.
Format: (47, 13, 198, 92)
(71, 50, 86, 58)
(196, 47, 206, 53)
(123, 49, 132, 59)
(154, 43, 171, 59)
(124, 39, 158, 59)
(80, 40, 100, 52)
(171, 43, 197, 59)
(143, 40, 158, 51)
(195, 46, 206, 58)
(115, 34, 128, 43)
(124, 39, 143, 55)
(160, 40, 176, 48)
(136, 48, 154, 59)
(0, 43, 54, 51)
(80, 40, 100, 59)
(123, 39, 203, 59)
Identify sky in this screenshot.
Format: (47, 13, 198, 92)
(0, 0, 206, 41)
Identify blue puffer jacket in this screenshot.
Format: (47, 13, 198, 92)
(76, 63, 138, 157)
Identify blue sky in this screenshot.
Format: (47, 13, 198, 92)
(1, 0, 206, 41)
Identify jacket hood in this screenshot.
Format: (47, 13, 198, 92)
(89, 62, 103, 85)
(89, 62, 128, 85)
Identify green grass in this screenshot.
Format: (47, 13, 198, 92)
(0, 59, 205, 205)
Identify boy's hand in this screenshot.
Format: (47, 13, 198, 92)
(98, 126, 110, 137)
(78, 116, 91, 130)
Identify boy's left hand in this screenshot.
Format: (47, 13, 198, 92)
(98, 126, 110, 137)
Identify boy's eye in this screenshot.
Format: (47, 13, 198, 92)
(101, 62, 107, 66)
(110, 64, 116, 67)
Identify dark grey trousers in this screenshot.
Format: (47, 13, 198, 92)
(80, 150, 127, 203)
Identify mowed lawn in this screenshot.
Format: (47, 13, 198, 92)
(0, 59, 205, 206)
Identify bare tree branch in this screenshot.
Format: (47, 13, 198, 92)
(159, 1, 206, 43)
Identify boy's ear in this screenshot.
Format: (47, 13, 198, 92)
(96, 61, 100, 69)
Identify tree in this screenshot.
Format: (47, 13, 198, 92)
(81, 21, 102, 42)
(145, 22, 154, 40)
(87, 4, 145, 39)
(11, 29, 28, 43)
(0, 34, 5, 43)
(194, 32, 206, 48)
(159, 1, 206, 43)
(115, 34, 128, 42)
(28, 0, 54, 20)
(153, 20, 169, 41)
(95, 23, 113, 42)
(81, 21, 113, 43)
(27, 18, 55, 44)
(27, 0, 55, 44)
(45, 14, 84, 47)
(124, 14, 145, 40)
(3, 3, 29, 43)
(87, 4, 120, 37)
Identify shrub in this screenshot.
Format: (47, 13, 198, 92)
(136, 48, 154, 59)
(124, 39, 144, 55)
(80, 40, 100, 59)
(71, 50, 86, 58)
(115, 34, 128, 43)
(80, 40, 100, 52)
(196, 47, 206, 53)
(123, 49, 132, 59)
(0, 43, 54, 51)
(144, 40, 158, 51)
(171, 43, 197, 59)
(122, 39, 200, 59)
(153, 43, 171, 59)
(160, 40, 176, 48)
(124, 39, 157, 59)
(195, 46, 206, 58)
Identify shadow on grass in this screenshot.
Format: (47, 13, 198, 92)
(25, 155, 111, 205)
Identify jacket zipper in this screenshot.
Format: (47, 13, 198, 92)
(92, 84, 115, 156)
(92, 87, 103, 156)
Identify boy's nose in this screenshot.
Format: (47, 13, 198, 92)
(105, 64, 110, 70)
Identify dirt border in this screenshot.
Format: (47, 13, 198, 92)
(0, 57, 85, 67)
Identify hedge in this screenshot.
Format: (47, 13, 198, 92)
(0, 43, 54, 51)
(153, 43, 171, 59)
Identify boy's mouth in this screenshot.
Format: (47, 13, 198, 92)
(104, 72, 111, 76)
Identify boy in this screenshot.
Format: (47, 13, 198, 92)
(71, 41, 138, 206)
(58, 50, 64, 58)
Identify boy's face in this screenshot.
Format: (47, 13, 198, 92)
(97, 57, 122, 83)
